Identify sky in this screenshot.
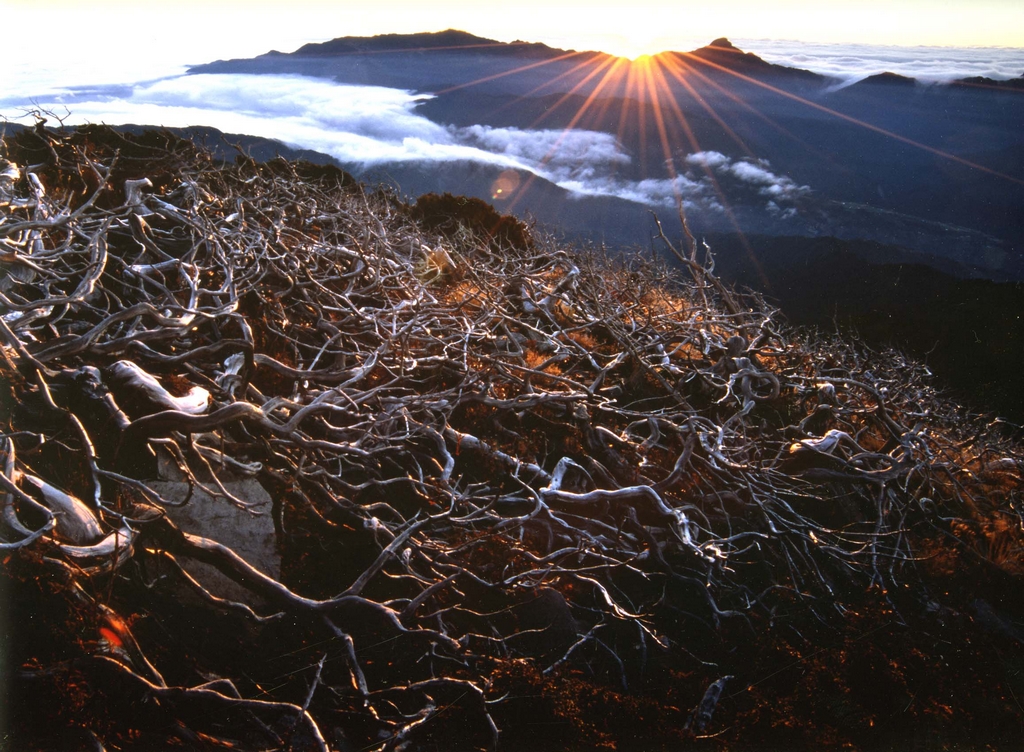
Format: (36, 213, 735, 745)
(2, 0, 1021, 103)
(4, 0, 1023, 75)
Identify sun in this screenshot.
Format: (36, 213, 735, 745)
(596, 32, 663, 61)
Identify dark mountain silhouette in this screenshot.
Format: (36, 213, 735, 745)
(291, 28, 496, 55)
(952, 72, 1024, 90)
(704, 233, 1024, 421)
(852, 71, 918, 87)
(273, 28, 563, 60)
(685, 37, 831, 83)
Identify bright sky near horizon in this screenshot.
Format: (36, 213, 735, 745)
(5, 0, 1023, 71)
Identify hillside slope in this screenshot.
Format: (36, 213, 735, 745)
(703, 233, 1024, 422)
(1, 124, 1022, 751)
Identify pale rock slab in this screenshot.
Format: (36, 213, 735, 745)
(149, 478, 280, 604)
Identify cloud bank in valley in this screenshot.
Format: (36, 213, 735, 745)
(554, 150, 809, 218)
(0, 73, 809, 219)
(2, 74, 604, 181)
(685, 151, 810, 214)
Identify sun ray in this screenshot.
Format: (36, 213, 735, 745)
(488, 51, 618, 121)
(662, 53, 876, 171)
(434, 49, 590, 96)
(679, 51, 1024, 185)
(588, 70, 625, 129)
(559, 58, 631, 135)
(528, 54, 623, 129)
(655, 55, 754, 157)
(638, 58, 680, 196)
(635, 66, 649, 178)
(645, 57, 771, 288)
(614, 61, 645, 155)
(505, 56, 631, 212)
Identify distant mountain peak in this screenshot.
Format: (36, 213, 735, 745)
(857, 71, 918, 87)
(685, 39, 830, 84)
(383, 29, 494, 47)
(291, 29, 502, 57)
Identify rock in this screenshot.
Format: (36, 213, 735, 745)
(149, 479, 280, 603)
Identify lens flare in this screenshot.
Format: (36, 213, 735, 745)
(491, 169, 522, 200)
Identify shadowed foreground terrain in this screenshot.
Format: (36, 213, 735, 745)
(702, 233, 1024, 424)
(0, 125, 1022, 751)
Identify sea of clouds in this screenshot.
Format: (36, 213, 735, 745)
(736, 39, 1024, 83)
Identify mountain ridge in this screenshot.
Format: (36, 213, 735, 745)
(282, 28, 561, 58)
(681, 37, 833, 83)
(222, 30, 1024, 88)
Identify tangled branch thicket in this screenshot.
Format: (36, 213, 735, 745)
(1, 123, 1022, 751)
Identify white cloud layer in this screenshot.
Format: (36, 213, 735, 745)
(736, 39, 1024, 82)
(685, 151, 810, 206)
(0, 73, 809, 218)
